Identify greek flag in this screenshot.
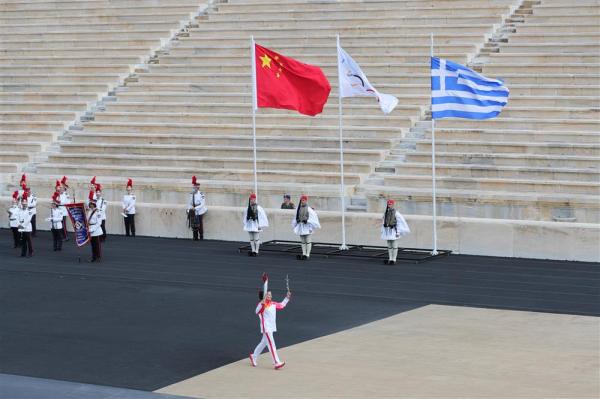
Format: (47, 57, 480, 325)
(431, 57, 509, 120)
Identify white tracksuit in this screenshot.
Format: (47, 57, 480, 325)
(252, 280, 289, 365)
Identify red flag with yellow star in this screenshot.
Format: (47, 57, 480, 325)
(254, 43, 331, 116)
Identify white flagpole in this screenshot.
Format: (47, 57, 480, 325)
(430, 33, 438, 255)
(336, 34, 348, 250)
(251, 36, 258, 197)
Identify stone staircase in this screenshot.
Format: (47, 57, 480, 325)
(359, 0, 600, 223)
(19, 0, 521, 210)
(0, 0, 209, 181)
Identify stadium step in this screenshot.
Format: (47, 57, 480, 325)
(405, 151, 600, 169)
(36, 163, 363, 185)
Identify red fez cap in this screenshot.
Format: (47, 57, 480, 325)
(300, 195, 308, 201)
(387, 199, 395, 206)
(249, 193, 257, 200)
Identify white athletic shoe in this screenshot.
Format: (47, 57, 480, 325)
(249, 353, 257, 367)
(274, 361, 286, 370)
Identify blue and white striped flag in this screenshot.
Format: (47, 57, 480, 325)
(431, 57, 509, 120)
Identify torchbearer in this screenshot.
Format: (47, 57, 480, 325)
(88, 193, 103, 262)
(249, 273, 291, 370)
(122, 178, 136, 237)
(292, 195, 320, 260)
(242, 193, 268, 256)
(7, 191, 20, 248)
(18, 193, 34, 257)
(95, 184, 107, 241)
(47, 192, 63, 252)
(186, 176, 207, 241)
(381, 199, 410, 265)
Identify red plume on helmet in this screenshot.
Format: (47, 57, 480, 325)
(192, 175, 199, 186)
(55, 179, 61, 189)
(126, 178, 133, 188)
(88, 190, 95, 201)
(12, 190, 19, 201)
(90, 176, 96, 185)
(21, 182, 27, 190)
(61, 176, 68, 187)
(19, 174, 26, 185)
(21, 191, 28, 201)
(95, 183, 102, 192)
(52, 192, 60, 204)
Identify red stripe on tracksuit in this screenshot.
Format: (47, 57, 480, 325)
(259, 313, 277, 363)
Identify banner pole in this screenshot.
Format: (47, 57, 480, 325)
(251, 36, 258, 197)
(430, 33, 438, 255)
(336, 34, 348, 250)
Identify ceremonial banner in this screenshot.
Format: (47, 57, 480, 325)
(254, 43, 331, 116)
(337, 45, 398, 114)
(65, 203, 90, 247)
(431, 57, 509, 120)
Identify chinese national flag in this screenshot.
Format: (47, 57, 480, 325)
(255, 43, 331, 116)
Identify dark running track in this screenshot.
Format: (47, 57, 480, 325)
(0, 229, 598, 391)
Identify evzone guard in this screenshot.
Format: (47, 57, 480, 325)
(243, 193, 268, 256)
(187, 176, 207, 241)
(122, 178, 136, 237)
(87, 193, 103, 262)
(381, 199, 410, 265)
(249, 273, 291, 370)
(7, 191, 20, 248)
(292, 195, 320, 260)
(47, 192, 64, 252)
(17, 193, 34, 257)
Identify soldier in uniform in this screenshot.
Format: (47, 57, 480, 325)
(59, 177, 71, 240)
(187, 176, 207, 241)
(17, 194, 34, 257)
(95, 184, 107, 241)
(7, 191, 20, 248)
(122, 178, 136, 237)
(280, 194, 294, 209)
(292, 195, 320, 260)
(19, 175, 37, 237)
(380, 199, 410, 265)
(243, 193, 269, 256)
(87, 194, 103, 262)
(48, 192, 64, 251)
